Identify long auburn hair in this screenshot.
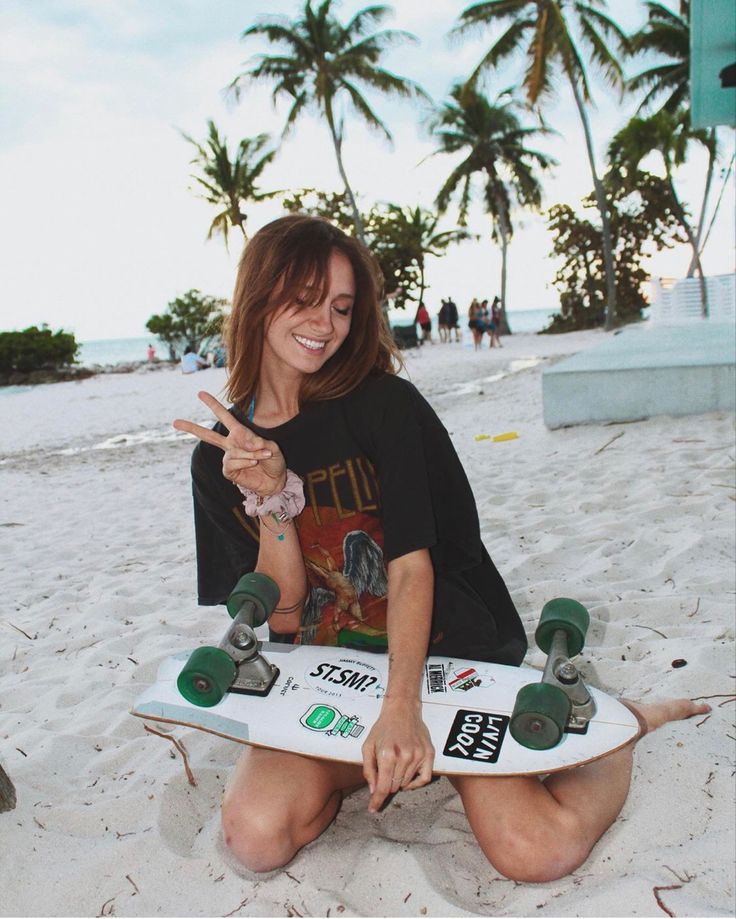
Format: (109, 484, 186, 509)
(225, 214, 401, 411)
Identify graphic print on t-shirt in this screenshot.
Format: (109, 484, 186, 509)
(296, 506, 388, 646)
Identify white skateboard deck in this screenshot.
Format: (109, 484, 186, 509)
(131, 643, 639, 776)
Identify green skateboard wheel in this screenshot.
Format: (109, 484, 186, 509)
(510, 682, 571, 750)
(177, 646, 237, 707)
(226, 572, 281, 625)
(535, 598, 590, 657)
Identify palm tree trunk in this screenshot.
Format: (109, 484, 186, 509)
(686, 129, 715, 277)
(491, 186, 512, 334)
(695, 151, 734, 267)
(497, 219, 511, 335)
(665, 162, 708, 317)
(569, 75, 617, 330)
(324, 100, 366, 243)
(419, 260, 426, 306)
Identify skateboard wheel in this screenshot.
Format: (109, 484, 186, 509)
(226, 572, 281, 625)
(510, 682, 571, 750)
(535, 598, 590, 657)
(177, 646, 237, 707)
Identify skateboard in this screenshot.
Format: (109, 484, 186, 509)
(131, 574, 640, 776)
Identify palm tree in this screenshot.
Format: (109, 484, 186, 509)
(182, 120, 278, 249)
(628, 0, 719, 278)
(429, 85, 556, 332)
(453, 0, 629, 330)
(229, 1, 427, 242)
(609, 110, 710, 315)
(380, 205, 472, 305)
(628, 1, 690, 114)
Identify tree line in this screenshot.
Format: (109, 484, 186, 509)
(144, 0, 730, 357)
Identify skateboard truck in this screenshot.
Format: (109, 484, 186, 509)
(540, 627, 596, 733)
(177, 573, 281, 707)
(510, 599, 597, 750)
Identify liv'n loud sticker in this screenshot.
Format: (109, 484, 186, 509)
(442, 709, 509, 763)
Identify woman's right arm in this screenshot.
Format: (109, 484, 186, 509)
(175, 390, 307, 632)
(253, 515, 307, 633)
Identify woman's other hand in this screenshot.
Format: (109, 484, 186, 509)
(362, 697, 434, 813)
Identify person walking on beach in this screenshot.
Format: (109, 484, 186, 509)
(414, 301, 432, 345)
(146, 343, 157, 362)
(174, 214, 708, 883)
(467, 298, 483, 350)
(489, 296, 503, 348)
(437, 299, 450, 342)
(445, 296, 460, 342)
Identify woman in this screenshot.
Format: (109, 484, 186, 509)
(414, 301, 432, 344)
(489, 296, 503, 348)
(467, 297, 483, 351)
(174, 215, 707, 881)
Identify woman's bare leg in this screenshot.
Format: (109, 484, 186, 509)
(450, 698, 709, 883)
(222, 746, 364, 872)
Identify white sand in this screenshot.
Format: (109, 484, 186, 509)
(1, 330, 734, 918)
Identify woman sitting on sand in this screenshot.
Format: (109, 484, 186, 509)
(174, 215, 707, 882)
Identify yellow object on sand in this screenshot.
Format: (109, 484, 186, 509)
(474, 431, 519, 443)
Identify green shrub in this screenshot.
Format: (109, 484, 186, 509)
(0, 326, 79, 374)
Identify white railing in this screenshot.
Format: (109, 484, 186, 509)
(649, 273, 736, 323)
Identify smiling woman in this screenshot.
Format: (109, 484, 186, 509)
(224, 215, 397, 410)
(171, 212, 704, 882)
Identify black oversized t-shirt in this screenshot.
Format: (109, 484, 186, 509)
(191, 372, 527, 665)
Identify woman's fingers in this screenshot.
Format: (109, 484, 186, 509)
(403, 756, 434, 790)
(197, 390, 253, 436)
(172, 418, 229, 450)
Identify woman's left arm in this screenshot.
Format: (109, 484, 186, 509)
(362, 548, 435, 814)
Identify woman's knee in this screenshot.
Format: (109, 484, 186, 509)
(221, 796, 297, 873)
(480, 811, 592, 883)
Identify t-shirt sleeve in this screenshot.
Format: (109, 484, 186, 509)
(344, 375, 482, 570)
(191, 434, 259, 605)
(358, 379, 438, 563)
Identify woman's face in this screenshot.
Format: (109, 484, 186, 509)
(263, 249, 355, 379)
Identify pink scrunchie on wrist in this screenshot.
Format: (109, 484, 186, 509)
(237, 469, 306, 519)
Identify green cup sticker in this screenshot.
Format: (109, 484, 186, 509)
(300, 703, 364, 738)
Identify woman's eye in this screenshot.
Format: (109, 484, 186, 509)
(333, 305, 352, 317)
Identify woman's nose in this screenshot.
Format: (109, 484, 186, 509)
(308, 301, 334, 331)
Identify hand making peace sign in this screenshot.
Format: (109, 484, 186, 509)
(173, 392, 287, 496)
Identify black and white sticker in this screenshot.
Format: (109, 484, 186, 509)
(442, 709, 509, 763)
(305, 658, 383, 699)
(425, 662, 447, 694)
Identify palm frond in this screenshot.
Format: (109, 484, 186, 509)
(343, 5, 392, 39)
(339, 80, 393, 141)
(464, 18, 534, 90)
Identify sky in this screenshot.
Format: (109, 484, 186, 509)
(1, 0, 734, 341)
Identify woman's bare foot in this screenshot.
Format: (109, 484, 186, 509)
(623, 698, 711, 738)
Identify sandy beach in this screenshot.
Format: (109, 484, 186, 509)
(0, 329, 734, 918)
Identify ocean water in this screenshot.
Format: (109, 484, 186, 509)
(77, 336, 161, 367)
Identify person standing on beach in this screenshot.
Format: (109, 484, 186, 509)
(437, 299, 450, 342)
(468, 298, 484, 350)
(414, 301, 432, 345)
(446, 296, 460, 342)
(174, 214, 708, 883)
(489, 296, 503, 348)
(146, 343, 157, 362)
